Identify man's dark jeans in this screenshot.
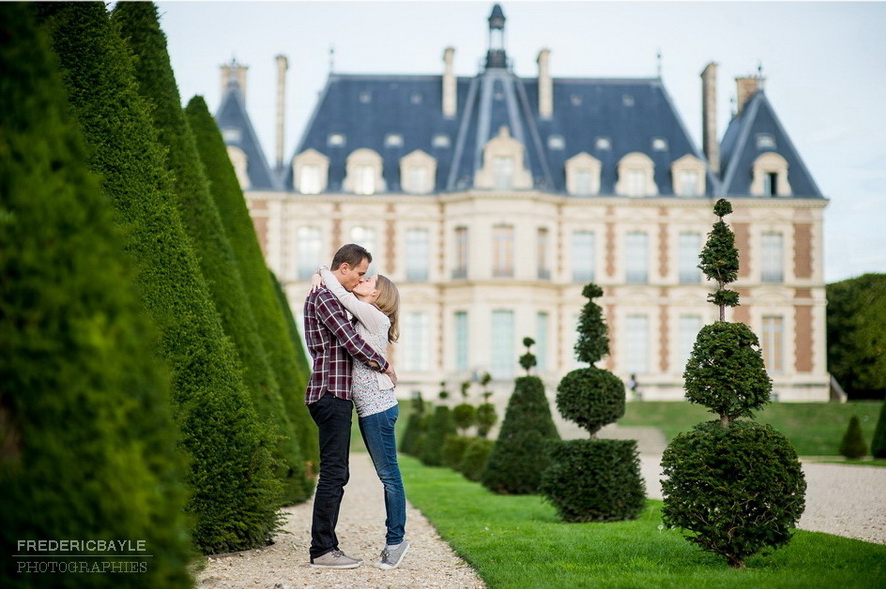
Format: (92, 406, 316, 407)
(307, 393, 353, 560)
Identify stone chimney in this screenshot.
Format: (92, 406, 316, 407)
(701, 62, 719, 174)
(537, 48, 552, 119)
(735, 76, 761, 116)
(275, 55, 288, 170)
(443, 47, 456, 118)
(220, 59, 248, 102)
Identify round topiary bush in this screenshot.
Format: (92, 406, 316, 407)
(482, 376, 560, 494)
(540, 439, 645, 522)
(475, 402, 498, 438)
(441, 435, 473, 470)
(556, 367, 626, 437)
(459, 437, 495, 482)
(661, 420, 807, 568)
(452, 403, 477, 434)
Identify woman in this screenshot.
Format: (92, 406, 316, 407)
(311, 265, 409, 570)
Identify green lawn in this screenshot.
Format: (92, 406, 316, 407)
(618, 400, 883, 456)
(401, 456, 886, 589)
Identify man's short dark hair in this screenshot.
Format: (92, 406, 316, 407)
(331, 243, 372, 270)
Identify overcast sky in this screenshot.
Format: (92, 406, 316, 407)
(156, 0, 886, 283)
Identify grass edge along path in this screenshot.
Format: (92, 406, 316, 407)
(400, 456, 886, 589)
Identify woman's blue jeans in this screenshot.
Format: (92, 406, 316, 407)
(358, 404, 406, 545)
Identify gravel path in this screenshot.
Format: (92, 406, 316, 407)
(195, 453, 884, 588)
(195, 452, 485, 589)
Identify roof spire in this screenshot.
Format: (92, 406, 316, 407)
(485, 4, 507, 69)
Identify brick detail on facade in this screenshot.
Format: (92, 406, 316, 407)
(793, 222, 813, 279)
(733, 222, 751, 279)
(658, 222, 669, 278)
(794, 304, 813, 373)
(659, 303, 669, 372)
(732, 289, 751, 325)
(605, 222, 615, 277)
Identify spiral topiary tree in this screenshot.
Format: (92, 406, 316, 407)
(539, 284, 645, 521)
(482, 340, 560, 494)
(661, 199, 806, 568)
(475, 372, 498, 438)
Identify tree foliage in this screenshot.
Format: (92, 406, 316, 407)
(826, 273, 886, 400)
(661, 421, 806, 569)
(0, 5, 192, 585)
(36, 2, 282, 553)
(838, 415, 868, 459)
(185, 95, 315, 501)
(662, 199, 805, 568)
(482, 376, 560, 494)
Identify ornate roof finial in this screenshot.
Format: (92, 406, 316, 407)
(486, 4, 508, 69)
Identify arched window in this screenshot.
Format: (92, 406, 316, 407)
(399, 150, 437, 194)
(670, 154, 706, 197)
(615, 152, 657, 197)
(344, 148, 385, 195)
(751, 152, 791, 197)
(565, 152, 602, 196)
(474, 126, 532, 190)
(292, 148, 329, 194)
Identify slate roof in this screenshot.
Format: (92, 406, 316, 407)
(719, 90, 823, 197)
(285, 68, 718, 196)
(215, 79, 280, 190)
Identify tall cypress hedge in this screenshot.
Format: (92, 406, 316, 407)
(110, 2, 311, 504)
(185, 96, 318, 489)
(35, 2, 282, 553)
(0, 4, 191, 586)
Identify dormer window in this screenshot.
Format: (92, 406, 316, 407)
(292, 148, 330, 195)
(670, 154, 706, 197)
(623, 94, 635, 107)
(385, 133, 404, 148)
(595, 137, 611, 151)
(615, 152, 658, 197)
(474, 126, 532, 190)
(327, 133, 346, 147)
(432, 134, 451, 148)
(565, 152, 602, 196)
(226, 146, 249, 189)
(222, 127, 241, 143)
(750, 152, 791, 197)
(570, 94, 583, 106)
(756, 133, 776, 150)
(410, 92, 423, 104)
(359, 91, 371, 104)
(344, 148, 385, 195)
(400, 150, 437, 194)
(652, 138, 668, 151)
(548, 135, 565, 150)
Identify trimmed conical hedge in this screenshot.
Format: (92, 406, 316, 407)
(35, 2, 282, 553)
(111, 2, 311, 504)
(0, 4, 191, 587)
(185, 95, 317, 494)
(483, 376, 560, 494)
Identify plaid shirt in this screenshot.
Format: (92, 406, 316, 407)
(303, 286, 389, 404)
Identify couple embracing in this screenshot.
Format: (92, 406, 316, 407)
(302, 243, 409, 570)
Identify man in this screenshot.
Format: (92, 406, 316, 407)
(303, 243, 394, 568)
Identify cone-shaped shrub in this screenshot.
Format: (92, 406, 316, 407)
(541, 285, 644, 519)
(113, 3, 311, 505)
(482, 376, 560, 494)
(873, 401, 886, 459)
(839, 415, 868, 459)
(0, 5, 191, 586)
(399, 394, 426, 456)
(661, 199, 805, 568)
(419, 406, 457, 466)
(185, 95, 314, 502)
(35, 2, 281, 553)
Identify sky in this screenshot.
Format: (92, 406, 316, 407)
(156, 0, 886, 283)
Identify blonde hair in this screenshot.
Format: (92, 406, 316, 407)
(373, 275, 400, 343)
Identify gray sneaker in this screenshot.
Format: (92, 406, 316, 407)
(376, 541, 410, 570)
(310, 549, 362, 568)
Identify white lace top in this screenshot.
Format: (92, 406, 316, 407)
(321, 269, 396, 417)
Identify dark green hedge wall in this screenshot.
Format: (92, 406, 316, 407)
(0, 5, 191, 586)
